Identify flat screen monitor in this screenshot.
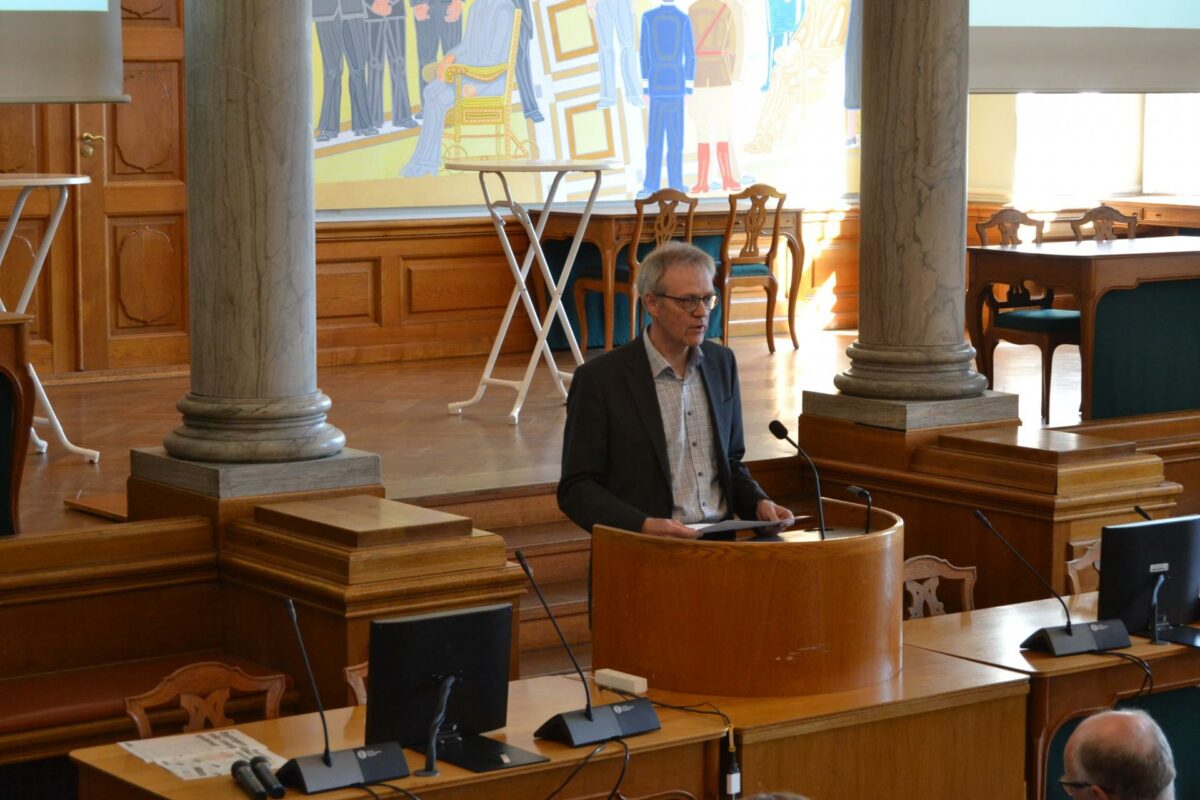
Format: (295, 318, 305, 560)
(1098, 515, 1200, 634)
(363, 603, 547, 773)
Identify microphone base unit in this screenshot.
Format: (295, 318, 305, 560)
(535, 697, 661, 747)
(1020, 619, 1131, 656)
(276, 742, 408, 794)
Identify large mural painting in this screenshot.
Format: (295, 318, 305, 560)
(312, 0, 860, 210)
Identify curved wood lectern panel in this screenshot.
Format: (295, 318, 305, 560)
(591, 501, 903, 697)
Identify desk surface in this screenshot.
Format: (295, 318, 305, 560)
(71, 676, 724, 800)
(904, 592, 1197, 678)
(72, 649, 1027, 799)
(967, 235, 1200, 258)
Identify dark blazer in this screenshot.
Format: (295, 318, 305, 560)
(558, 336, 767, 533)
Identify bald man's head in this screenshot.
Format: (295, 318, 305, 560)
(1064, 710, 1175, 800)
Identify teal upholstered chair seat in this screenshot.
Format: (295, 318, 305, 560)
(730, 262, 772, 278)
(991, 308, 1080, 335)
(975, 208, 1078, 424)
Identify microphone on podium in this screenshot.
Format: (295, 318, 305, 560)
(515, 551, 660, 747)
(846, 485, 873, 533)
(973, 510, 1130, 656)
(768, 420, 826, 539)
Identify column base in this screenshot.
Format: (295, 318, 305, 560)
(130, 446, 381, 500)
(163, 391, 345, 463)
(834, 341, 989, 400)
(803, 390, 1019, 431)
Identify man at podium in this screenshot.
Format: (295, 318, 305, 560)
(558, 242, 793, 538)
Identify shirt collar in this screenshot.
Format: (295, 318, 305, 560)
(643, 328, 703, 379)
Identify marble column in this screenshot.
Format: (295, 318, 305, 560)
(832, 0, 988, 401)
(164, 1, 344, 462)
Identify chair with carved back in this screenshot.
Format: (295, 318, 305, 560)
(977, 208, 1079, 424)
(1066, 538, 1102, 595)
(124, 661, 287, 739)
(1069, 205, 1138, 242)
(572, 189, 697, 350)
(344, 661, 369, 706)
(903, 555, 977, 619)
(719, 184, 787, 353)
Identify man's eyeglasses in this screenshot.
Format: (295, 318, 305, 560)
(655, 292, 719, 313)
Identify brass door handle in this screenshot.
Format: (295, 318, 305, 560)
(80, 132, 106, 158)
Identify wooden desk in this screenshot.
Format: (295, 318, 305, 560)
(71, 676, 725, 800)
(1105, 195, 1200, 230)
(905, 593, 1200, 800)
(73, 651, 1026, 800)
(966, 236, 1200, 418)
(540, 201, 805, 351)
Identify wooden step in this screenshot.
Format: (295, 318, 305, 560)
(521, 641, 593, 679)
(498, 519, 590, 586)
(518, 578, 590, 651)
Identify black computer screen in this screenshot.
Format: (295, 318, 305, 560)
(364, 603, 512, 747)
(1098, 515, 1200, 633)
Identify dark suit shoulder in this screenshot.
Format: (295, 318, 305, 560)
(573, 337, 649, 381)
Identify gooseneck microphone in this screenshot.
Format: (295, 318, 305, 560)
(1135, 505, 1153, 521)
(973, 510, 1130, 656)
(768, 420, 826, 539)
(515, 551, 660, 747)
(846, 485, 873, 533)
(276, 597, 409, 793)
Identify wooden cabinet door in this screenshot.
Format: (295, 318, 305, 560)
(75, 1, 188, 371)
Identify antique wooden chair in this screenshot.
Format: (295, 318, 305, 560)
(344, 661, 369, 706)
(1069, 205, 1138, 242)
(976, 208, 1079, 424)
(719, 183, 787, 352)
(572, 188, 697, 349)
(903, 555, 977, 619)
(124, 661, 286, 739)
(1066, 539, 1102, 595)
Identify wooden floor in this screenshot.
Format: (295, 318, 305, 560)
(20, 333, 1080, 534)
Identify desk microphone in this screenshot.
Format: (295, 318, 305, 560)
(232, 760, 267, 800)
(514, 551, 660, 746)
(768, 420, 826, 539)
(973, 510, 1130, 656)
(846, 485, 873, 533)
(1135, 505, 1153, 521)
(249, 756, 286, 799)
(275, 597, 408, 793)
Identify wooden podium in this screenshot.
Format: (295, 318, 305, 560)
(591, 499, 903, 696)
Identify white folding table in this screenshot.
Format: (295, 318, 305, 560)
(446, 159, 618, 424)
(0, 174, 100, 462)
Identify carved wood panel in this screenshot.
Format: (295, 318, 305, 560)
(317, 261, 381, 328)
(121, 0, 179, 25)
(113, 63, 182, 179)
(405, 257, 520, 316)
(0, 106, 39, 174)
(110, 217, 185, 334)
(0, 220, 45, 340)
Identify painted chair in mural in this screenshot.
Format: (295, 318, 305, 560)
(718, 183, 787, 353)
(433, 9, 532, 162)
(572, 189, 698, 350)
(976, 207, 1079, 424)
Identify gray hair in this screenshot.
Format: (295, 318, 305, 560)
(635, 241, 716, 298)
(1076, 710, 1175, 800)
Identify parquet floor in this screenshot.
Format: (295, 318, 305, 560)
(21, 333, 1080, 534)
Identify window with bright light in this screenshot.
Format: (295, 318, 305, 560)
(1143, 94, 1200, 195)
(1012, 93, 1144, 208)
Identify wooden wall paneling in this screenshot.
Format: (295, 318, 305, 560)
(76, 3, 187, 372)
(0, 516, 218, 678)
(315, 219, 536, 365)
(802, 207, 860, 330)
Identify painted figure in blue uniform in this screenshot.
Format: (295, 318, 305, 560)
(639, 0, 695, 197)
(763, 0, 803, 91)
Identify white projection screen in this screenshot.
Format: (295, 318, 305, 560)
(0, 0, 127, 104)
(969, 0, 1200, 93)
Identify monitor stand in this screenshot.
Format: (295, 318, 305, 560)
(415, 734, 549, 773)
(1146, 624, 1200, 649)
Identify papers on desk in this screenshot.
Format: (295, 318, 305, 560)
(118, 729, 285, 781)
